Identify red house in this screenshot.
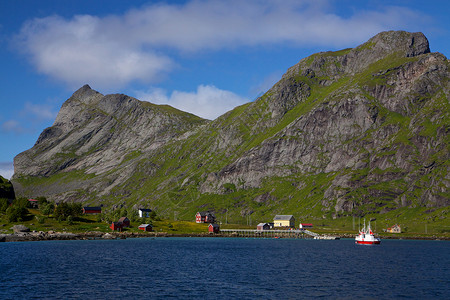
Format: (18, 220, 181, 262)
(83, 207, 102, 214)
(118, 217, 130, 228)
(196, 211, 216, 223)
(138, 224, 152, 232)
(208, 223, 220, 233)
(110, 222, 123, 231)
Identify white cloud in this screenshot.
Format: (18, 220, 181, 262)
(14, 1, 426, 89)
(0, 102, 57, 135)
(1, 120, 26, 134)
(0, 162, 14, 180)
(135, 85, 248, 120)
(22, 102, 57, 121)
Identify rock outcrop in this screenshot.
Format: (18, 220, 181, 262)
(12, 31, 449, 221)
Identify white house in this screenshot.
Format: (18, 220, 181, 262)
(139, 208, 152, 218)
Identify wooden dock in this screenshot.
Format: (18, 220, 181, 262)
(220, 229, 313, 238)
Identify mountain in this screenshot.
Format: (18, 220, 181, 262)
(11, 31, 449, 223)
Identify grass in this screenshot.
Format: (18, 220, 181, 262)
(1, 207, 447, 239)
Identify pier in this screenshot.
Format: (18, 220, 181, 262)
(220, 229, 320, 239)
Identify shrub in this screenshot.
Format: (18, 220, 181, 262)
(35, 215, 46, 224)
(0, 198, 9, 213)
(41, 202, 55, 217)
(6, 206, 28, 222)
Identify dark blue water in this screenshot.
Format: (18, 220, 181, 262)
(1, 238, 449, 299)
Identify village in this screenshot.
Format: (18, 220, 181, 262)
(103, 207, 402, 238)
(2, 197, 406, 241)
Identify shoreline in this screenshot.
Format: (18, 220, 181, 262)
(1, 231, 448, 242)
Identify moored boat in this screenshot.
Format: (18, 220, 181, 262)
(355, 220, 381, 245)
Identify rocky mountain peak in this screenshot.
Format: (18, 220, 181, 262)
(363, 30, 430, 57)
(70, 84, 103, 105)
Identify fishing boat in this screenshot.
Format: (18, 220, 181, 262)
(355, 219, 381, 245)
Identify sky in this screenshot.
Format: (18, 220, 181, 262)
(0, 0, 449, 179)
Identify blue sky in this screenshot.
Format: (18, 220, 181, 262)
(0, 0, 449, 179)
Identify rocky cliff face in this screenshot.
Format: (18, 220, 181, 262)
(12, 31, 449, 221)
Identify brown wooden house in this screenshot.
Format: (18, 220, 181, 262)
(118, 217, 130, 228)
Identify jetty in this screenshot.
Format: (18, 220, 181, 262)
(220, 228, 338, 239)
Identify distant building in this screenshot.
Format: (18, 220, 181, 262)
(118, 217, 131, 228)
(196, 211, 216, 223)
(273, 215, 295, 227)
(299, 223, 313, 229)
(138, 224, 153, 232)
(257, 223, 271, 231)
(138, 208, 152, 218)
(387, 224, 401, 233)
(110, 222, 123, 231)
(83, 207, 102, 214)
(28, 199, 39, 209)
(208, 223, 220, 233)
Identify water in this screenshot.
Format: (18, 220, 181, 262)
(1, 238, 449, 299)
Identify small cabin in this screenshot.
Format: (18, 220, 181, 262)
(110, 222, 123, 231)
(83, 207, 102, 214)
(196, 211, 216, 223)
(138, 208, 152, 218)
(299, 223, 313, 229)
(28, 199, 39, 208)
(118, 217, 130, 228)
(138, 224, 153, 232)
(257, 223, 270, 231)
(387, 224, 401, 233)
(208, 223, 220, 233)
(273, 215, 295, 228)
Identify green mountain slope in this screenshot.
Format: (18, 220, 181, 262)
(12, 31, 449, 226)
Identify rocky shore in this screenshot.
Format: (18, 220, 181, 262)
(1, 230, 447, 242)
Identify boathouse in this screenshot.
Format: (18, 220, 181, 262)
(273, 215, 295, 227)
(83, 206, 102, 214)
(208, 223, 220, 233)
(257, 223, 271, 231)
(118, 217, 130, 228)
(196, 211, 216, 223)
(138, 208, 152, 218)
(138, 224, 152, 232)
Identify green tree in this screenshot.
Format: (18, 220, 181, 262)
(128, 209, 139, 222)
(6, 205, 28, 222)
(0, 198, 9, 213)
(70, 203, 82, 218)
(41, 202, 55, 217)
(15, 197, 30, 208)
(36, 196, 49, 206)
(54, 202, 71, 220)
